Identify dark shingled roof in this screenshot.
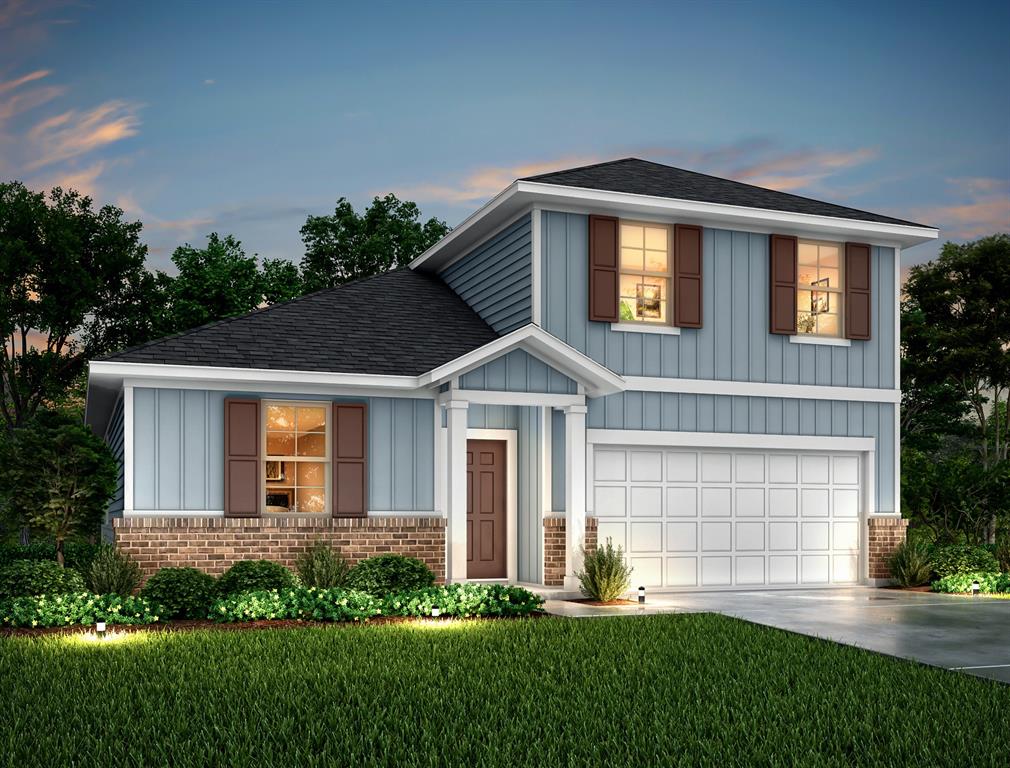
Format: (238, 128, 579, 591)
(102, 269, 498, 375)
(523, 158, 930, 228)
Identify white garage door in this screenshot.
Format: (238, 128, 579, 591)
(592, 447, 863, 589)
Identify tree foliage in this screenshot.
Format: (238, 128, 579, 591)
(0, 410, 117, 565)
(300, 194, 450, 290)
(0, 182, 153, 431)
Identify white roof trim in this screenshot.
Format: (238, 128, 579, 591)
(418, 325, 625, 397)
(410, 179, 938, 272)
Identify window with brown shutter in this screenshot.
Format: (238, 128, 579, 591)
(224, 398, 260, 517)
(588, 215, 619, 322)
(769, 235, 798, 335)
(844, 242, 872, 340)
(673, 224, 703, 328)
(332, 402, 367, 517)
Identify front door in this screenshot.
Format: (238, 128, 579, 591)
(466, 439, 507, 578)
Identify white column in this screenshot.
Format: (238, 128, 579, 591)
(444, 399, 469, 583)
(563, 404, 587, 590)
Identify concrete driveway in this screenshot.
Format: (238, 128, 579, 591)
(544, 588, 1010, 683)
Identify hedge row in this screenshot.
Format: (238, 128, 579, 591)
(931, 572, 1010, 594)
(0, 593, 160, 628)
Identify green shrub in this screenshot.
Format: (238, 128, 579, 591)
(217, 560, 297, 596)
(992, 538, 1010, 573)
(0, 592, 160, 628)
(140, 567, 218, 619)
(0, 540, 100, 571)
(383, 584, 544, 618)
(346, 554, 434, 596)
(931, 572, 1010, 594)
(930, 544, 999, 578)
(85, 544, 141, 597)
(210, 587, 380, 622)
(295, 541, 350, 588)
(887, 539, 933, 587)
(0, 560, 86, 598)
(576, 538, 632, 602)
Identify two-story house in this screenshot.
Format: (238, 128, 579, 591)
(85, 158, 938, 590)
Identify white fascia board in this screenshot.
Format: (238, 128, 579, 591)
(622, 376, 900, 404)
(410, 181, 938, 272)
(586, 429, 876, 453)
(438, 389, 585, 408)
(419, 325, 624, 397)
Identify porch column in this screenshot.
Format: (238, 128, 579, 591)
(562, 404, 588, 590)
(444, 399, 469, 583)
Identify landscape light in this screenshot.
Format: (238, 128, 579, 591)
(638, 586, 646, 604)
(431, 606, 441, 618)
(971, 580, 980, 597)
(96, 621, 106, 639)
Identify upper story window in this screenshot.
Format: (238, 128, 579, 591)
(797, 239, 843, 337)
(619, 221, 671, 324)
(263, 402, 329, 514)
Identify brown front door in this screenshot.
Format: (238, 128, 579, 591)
(466, 439, 507, 579)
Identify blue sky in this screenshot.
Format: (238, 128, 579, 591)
(1, 0, 1007, 273)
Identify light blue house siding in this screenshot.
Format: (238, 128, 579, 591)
(440, 214, 532, 333)
(459, 349, 577, 393)
(132, 389, 435, 513)
(467, 404, 543, 584)
(541, 211, 896, 389)
(102, 396, 125, 535)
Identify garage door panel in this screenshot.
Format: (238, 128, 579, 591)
(630, 522, 662, 553)
(630, 486, 662, 517)
(592, 446, 862, 590)
(666, 522, 697, 552)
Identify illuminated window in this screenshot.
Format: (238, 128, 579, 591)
(619, 222, 671, 324)
(263, 403, 329, 514)
(797, 240, 843, 337)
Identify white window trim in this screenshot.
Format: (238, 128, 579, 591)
(261, 400, 331, 516)
(609, 322, 681, 336)
(618, 219, 674, 328)
(789, 335, 851, 348)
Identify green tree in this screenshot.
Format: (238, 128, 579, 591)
(0, 410, 117, 565)
(157, 233, 265, 334)
(300, 194, 450, 290)
(261, 257, 304, 304)
(0, 182, 154, 432)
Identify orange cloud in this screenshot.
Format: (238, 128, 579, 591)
(26, 99, 141, 169)
(728, 148, 879, 191)
(0, 69, 64, 126)
(910, 177, 1010, 239)
(31, 161, 106, 198)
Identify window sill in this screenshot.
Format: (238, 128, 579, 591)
(789, 334, 851, 348)
(610, 322, 681, 336)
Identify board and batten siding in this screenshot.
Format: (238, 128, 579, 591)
(440, 214, 532, 333)
(541, 211, 896, 389)
(103, 395, 126, 533)
(467, 404, 543, 584)
(132, 389, 435, 513)
(582, 391, 895, 513)
(459, 349, 577, 393)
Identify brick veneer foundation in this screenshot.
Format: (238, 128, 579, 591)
(543, 516, 598, 587)
(113, 516, 446, 583)
(867, 517, 908, 581)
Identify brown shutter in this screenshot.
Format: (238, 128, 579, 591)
(224, 398, 260, 517)
(588, 215, 619, 322)
(845, 242, 872, 340)
(769, 235, 798, 335)
(673, 224, 703, 328)
(332, 402, 367, 517)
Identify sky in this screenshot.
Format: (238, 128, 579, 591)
(1, 0, 1008, 275)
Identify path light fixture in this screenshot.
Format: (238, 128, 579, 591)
(430, 606, 441, 618)
(95, 621, 106, 639)
(638, 586, 646, 604)
(971, 580, 980, 597)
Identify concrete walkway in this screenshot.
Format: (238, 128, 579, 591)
(544, 588, 1010, 683)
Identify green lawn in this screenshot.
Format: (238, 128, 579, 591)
(1, 614, 1006, 767)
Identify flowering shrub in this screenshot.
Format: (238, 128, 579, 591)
(932, 572, 1010, 594)
(382, 584, 544, 618)
(210, 588, 381, 622)
(0, 592, 160, 628)
(0, 560, 86, 598)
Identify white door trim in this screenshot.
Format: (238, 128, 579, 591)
(587, 429, 876, 453)
(467, 428, 518, 583)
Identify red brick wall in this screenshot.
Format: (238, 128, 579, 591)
(113, 516, 446, 583)
(867, 517, 908, 581)
(543, 516, 598, 587)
